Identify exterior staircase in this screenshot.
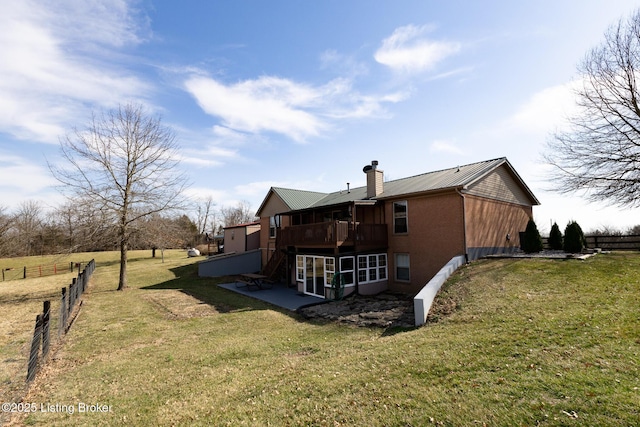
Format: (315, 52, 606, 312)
(261, 249, 286, 281)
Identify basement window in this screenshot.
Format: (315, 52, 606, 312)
(357, 253, 388, 284)
(395, 253, 410, 282)
(339, 256, 355, 287)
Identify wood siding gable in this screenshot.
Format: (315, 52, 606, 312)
(465, 165, 534, 206)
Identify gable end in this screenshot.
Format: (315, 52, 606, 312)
(465, 165, 535, 206)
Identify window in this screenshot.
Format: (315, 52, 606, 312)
(269, 216, 277, 238)
(339, 256, 355, 287)
(395, 254, 410, 282)
(378, 254, 387, 280)
(393, 201, 408, 234)
(325, 258, 335, 287)
(296, 255, 304, 282)
(357, 253, 388, 284)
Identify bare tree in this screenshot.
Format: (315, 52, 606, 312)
(54, 199, 118, 253)
(50, 103, 189, 290)
(219, 201, 255, 227)
(194, 196, 216, 235)
(0, 205, 14, 257)
(12, 201, 44, 256)
(545, 9, 640, 207)
(138, 214, 182, 262)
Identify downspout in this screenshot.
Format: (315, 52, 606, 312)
(456, 188, 469, 263)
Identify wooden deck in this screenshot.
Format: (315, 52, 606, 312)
(277, 221, 387, 250)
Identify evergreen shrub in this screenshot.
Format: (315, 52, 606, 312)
(521, 218, 544, 253)
(548, 222, 563, 250)
(564, 221, 586, 253)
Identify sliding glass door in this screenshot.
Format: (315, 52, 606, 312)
(304, 256, 325, 298)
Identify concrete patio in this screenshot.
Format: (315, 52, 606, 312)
(218, 281, 325, 311)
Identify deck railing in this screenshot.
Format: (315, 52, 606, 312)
(277, 221, 387, 249)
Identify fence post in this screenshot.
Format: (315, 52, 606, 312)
(27, 314, 43, 382)
(78, 272, 83, 297)
(23, 266, 27, 279)
(59, 288, 67, 337)
(78, 271, 84, 296)
(42, 301, 51, 357)
(69, 280, 76, 315)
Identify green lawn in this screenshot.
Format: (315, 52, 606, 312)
(5, 252, 640, 426)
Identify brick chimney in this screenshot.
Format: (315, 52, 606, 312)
(364, 160, 383, 198)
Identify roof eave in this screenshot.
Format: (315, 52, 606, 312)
(375, 186, 464, 201)
(282, 198, 378, 215)
(255, 187, 276, 218)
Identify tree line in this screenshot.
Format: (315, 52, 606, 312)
(0, 198, 256, 259)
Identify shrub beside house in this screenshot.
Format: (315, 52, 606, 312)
(521, 218, 543, 253)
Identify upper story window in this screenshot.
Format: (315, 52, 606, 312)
(269, 216, 277, 238)
(393, 201, 408, 234)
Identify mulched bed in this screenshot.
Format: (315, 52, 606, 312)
(298, 292, 416, 328)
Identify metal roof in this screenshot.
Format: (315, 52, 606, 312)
(257, 157, 539, 215)
(377, 157, 510, 199)
(271, 187, 328, 211)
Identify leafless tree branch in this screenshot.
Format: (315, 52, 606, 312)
(545, 9, 640, 207)
(49, 103, 190, 290)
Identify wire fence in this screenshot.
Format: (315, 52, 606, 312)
(2, 261, 89, 281)
(26, 259, 95, 383)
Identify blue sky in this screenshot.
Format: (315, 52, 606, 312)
(2, 0, 639, 233)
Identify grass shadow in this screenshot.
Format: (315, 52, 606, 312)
(94, 255, 158, 269)
(140, 264, 414, 333)
(140, 263, 289, 315)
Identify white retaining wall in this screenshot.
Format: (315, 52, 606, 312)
(414, 255, 466, 326)
(198, 249, 261, 277)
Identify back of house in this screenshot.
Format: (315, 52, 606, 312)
(256, 157, 539, 297)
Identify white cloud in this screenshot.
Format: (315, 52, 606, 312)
(184, 186, 229, 204)
(235, 181, 286, 199)
(429, 139, 466, 156)
(181, 144, 239, 167)
(0, 153, 58, 194)
(320, 49, 369, 77)
(0, 0, 151, 143)
(375, 24, 461, 74)
(174, 125, 245, 167)
(508, 82, 579, 134)
(184, 75, 326, 143)
(184, 74, 404, 142)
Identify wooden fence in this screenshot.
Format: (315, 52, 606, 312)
(2, 261, 88, 281)
(542, 234, 640, 251)
(585, 234, 640, 250)
(26, 259, 95, 382)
